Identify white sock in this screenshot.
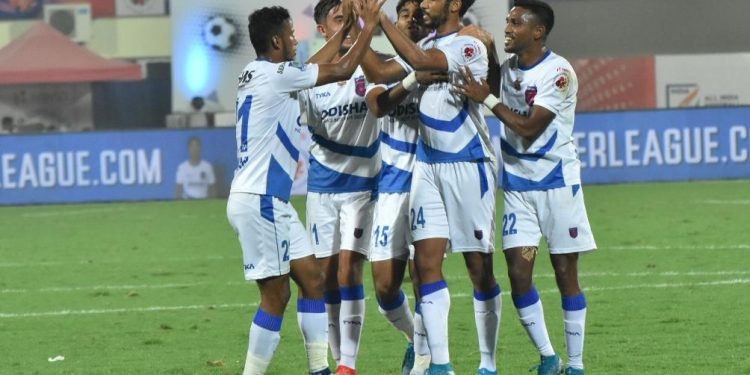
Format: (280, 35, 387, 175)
(413, 304, 430, 356)
(562, 294, 587, 370)
(339, 285, 365, 369)
(474, 285, 501, 371)
(513, 287, 555, 357)
(324, 290, 342, 364)
(419, 280, 451, 365)
(377, 290, 415, 342)
(297, 298, 329, 373)
(244, 309, 282, 375)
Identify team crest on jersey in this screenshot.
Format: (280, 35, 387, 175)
(474, 230, 483, 240)
(569, 227, 578, 238)
(354, 75, 366, 97)
(525, 85, 538, 106)
(554, 69, 572, 94)
(463, 44, 476, 60)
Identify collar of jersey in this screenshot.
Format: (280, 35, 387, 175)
(518, 50, 552, 71)
(425, 30, 458, 44)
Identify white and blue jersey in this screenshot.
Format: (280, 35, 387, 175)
(231, 58, 319, 201)
(300, 66, 381, 193)
(367, 81, 420, 193)
(500, 51, 580, 191)
(413, 33, 494, 164)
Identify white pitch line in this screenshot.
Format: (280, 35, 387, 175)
(608, 244, 750, 250)
(700, 200, 750, 205)
(1, 278, 748, 319)
(0, 303, 254, 319)
(4, 270, 750, 295)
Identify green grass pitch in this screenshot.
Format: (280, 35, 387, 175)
(1, 180, 749, 374)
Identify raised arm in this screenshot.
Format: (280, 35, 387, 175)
(360, 48, 409, 84)
(315, 0, 385, 86)
(454, 65, 553, 141)
(366, 71, 448, 117)
(378, 11, 448, 71)
(306, 3, 354, 65)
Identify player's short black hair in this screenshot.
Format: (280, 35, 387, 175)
(248, 6, 290, 54)
(314, 0, 341, 25)
(456, 0, 476, 17)
(396, 0, 420, 14)
(514, 0, 554, 36)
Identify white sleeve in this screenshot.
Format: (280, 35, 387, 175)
(175, 163, 185, 184)
(205, 162, 216, 184)
(532, 65, 577, 116)
(391, 56, 414, 74)
(272, 62, 320, 93)
(444, 36, 487, 78)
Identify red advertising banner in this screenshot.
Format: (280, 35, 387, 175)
(45, 0, 115, 18)
(572, 56, 656, 112)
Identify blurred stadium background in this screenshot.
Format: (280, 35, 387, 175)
(0, 0, 748, 374)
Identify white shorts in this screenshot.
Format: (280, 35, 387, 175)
(227, 193, 313, 281)
(409, 160, 496, 253)
(502, 184, 597, 254)
(370, 192, 412, 262)
(306, 191, 376, 258)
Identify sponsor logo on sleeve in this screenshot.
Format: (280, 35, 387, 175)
(355, 75, 367, 97)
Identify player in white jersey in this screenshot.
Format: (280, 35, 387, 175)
(360, 1, 437, 374)
(227, 3, 383, 374)
(377, 1, 502, 374)
(298, 2, 385, 374)
(454, 1, 596, 374)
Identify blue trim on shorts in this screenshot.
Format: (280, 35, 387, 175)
(324, 290, 342, 304)
(297, 298, 326, 313)
(340, 285, 365, 300)
(562, 293, 587, 311)
(253, 309, 283, 332)
(419, 280, 447, 297)
(474, 284, 501, 301)
(415, 302, 421, 314)
(572, 184, 581, 197)
(512, 287, 540, 309)
(260, 195, 274, 222)
(377, 290, 406, 311)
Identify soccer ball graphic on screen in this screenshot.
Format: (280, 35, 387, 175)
(202, 15, 238, 52)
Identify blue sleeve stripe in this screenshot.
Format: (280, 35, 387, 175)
(340, 285, 365, 300)
(275, 123, 300, 161)
(297, 298, 326, 313)
(501, 130, 558, 162)
(418, 101, 469, 132)
(562, 293, 587, 311)
(381, 131, 417, 154)
(312, 134, 380, 158)
(511, 287, 540, 309)
(260, 195, 274, 222)
(478, 161, 489, 198)
(253, 308, 283, 332)
(502, 161, 565, 191)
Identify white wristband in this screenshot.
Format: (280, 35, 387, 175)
(483, 94, 500, 110)
(401, 71, 418, 92)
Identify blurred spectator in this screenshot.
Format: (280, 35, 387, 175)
(175, 136, 216, 199)
(1, 116, 13, 134)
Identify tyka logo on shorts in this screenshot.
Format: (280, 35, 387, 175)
(244, 264, 255, 270)
(569, 227, 578, 238)
(353, 228, 363, 239)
